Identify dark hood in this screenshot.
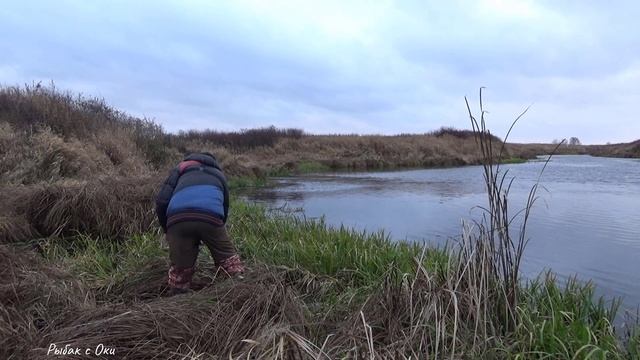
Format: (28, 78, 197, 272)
(183, 153, 221, 170)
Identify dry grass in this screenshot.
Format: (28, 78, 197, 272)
(0, 245, 95, 359)
(17, 178, 159, 240)
(39, 270, 311, 360)
(0, 185, 40, 243)
(0, 215, 39, 244)
(0, 245, 321, 359)
(1, 181, 636, 358)
(588, 140, 640, 158)
(2, 84, 638, 185)
(0, 119, 151, 185)
(1, 84, 639, 358)
(4, 233, 631, 358)
(0, 85, 523, 181)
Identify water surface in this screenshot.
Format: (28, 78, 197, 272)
(242, 155, 640, 312)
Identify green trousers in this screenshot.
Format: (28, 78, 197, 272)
(166, 221, 237, 267)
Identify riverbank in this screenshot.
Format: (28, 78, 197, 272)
(507, 142, 640, 160)
(3, 197, 638, 358)
(4, 85, 637, 187)
(1, 155, 638, 358)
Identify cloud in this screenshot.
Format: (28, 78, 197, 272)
(1, 0, 638, 143)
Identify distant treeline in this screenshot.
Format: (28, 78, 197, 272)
(2, 84, 637, 181)
(1, 84, 494, 164)
(175, 127, 304, 149)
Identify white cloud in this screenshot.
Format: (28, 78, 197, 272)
(0, 0, 638, 143)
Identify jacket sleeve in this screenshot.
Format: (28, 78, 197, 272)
(222, 173, 230, 223)
(155, 167, 179, 233)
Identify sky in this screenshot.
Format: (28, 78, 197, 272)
(1, 0, 639, 144)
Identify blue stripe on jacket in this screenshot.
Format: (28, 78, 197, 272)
(167, 184, 225, 218)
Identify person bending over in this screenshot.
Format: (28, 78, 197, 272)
(155, 152, 244, 295)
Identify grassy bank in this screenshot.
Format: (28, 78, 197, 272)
(0, 84, 576, 185)
(507, 141, 640, 160)
(3, 199, 637, 358)
(1, 155, 637, 358)
(2, 85, 636, 190)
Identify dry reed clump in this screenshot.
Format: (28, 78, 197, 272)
(0, 185, 40, 244)
(91, 127, 153, 176)
(20, 266, 314, 360)
(0, 85, 177, 172)
(0, 215, 39, 244)
(0, 121, 33, 183)
(172, 139, 262, 177)
(99, 257, 170, 303)
(0, 245, 94, 359)
(0, 123, 119, 184)
(0, 84, 117, 139)
(28, 129, 115, 183)
(324, 240, 513, 358)
(19, 177, 159, 239)
(2, 246, 320, 359)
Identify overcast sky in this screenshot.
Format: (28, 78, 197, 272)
(1, 1, 639, 143)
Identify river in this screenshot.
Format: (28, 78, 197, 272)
(241, 155, 640, 313)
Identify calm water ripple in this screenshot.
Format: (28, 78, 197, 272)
(242, 155, 640, 313)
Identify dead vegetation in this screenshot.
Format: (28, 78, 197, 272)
(1, 244, 314, 359)
(2, 84, 638, 183)
(588, 140, 640, 158)
(1, 85, 638, 358)
(0, 245, 95, 359)
(18, 178, 159, 240)
(0, 85, 527, 182)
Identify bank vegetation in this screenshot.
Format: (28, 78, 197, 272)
(1, 85, 638, 358)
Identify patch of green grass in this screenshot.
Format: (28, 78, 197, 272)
(228, 199, 448, 287)
(501, 157, 528, 164)
(628, 328, 640, 358)
(295, 160, 331, 174)
(228, 176, 268, 190)
(509, 273, 623, 358)
(41, 233, 166, 287)
(256, 161, 334, 179)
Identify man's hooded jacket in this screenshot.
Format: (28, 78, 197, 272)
(155, 153, 229, 232)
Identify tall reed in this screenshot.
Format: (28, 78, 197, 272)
(462, 88, 563, 332)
